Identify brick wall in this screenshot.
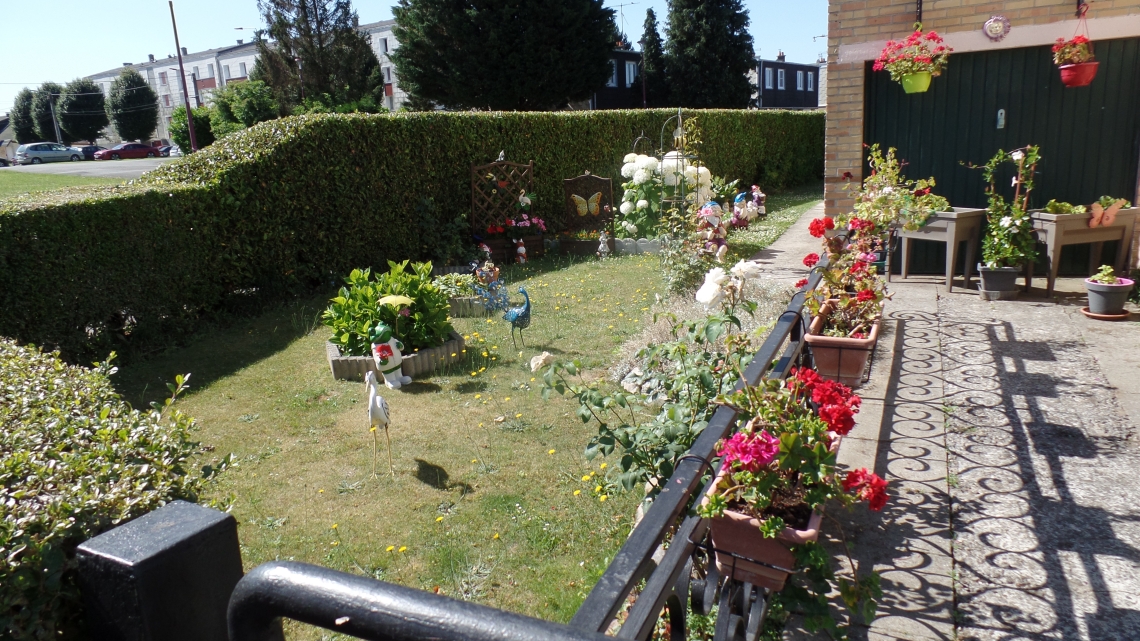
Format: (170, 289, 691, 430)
(825, 0, 1140, 216)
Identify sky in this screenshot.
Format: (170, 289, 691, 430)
(0, 0, 827, 116)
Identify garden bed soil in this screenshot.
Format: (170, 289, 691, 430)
(326, 331, 466, 381)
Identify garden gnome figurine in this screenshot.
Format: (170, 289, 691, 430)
(697, 201, 729, 263)
(513, 238, 527, 264)
(369, 322, 413, 389)
(597, 230, 611, 258)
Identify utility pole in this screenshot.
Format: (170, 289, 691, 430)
(295, 57, 305, 101)
(169, 0, 198, 152)
(49, 97, 63, 143)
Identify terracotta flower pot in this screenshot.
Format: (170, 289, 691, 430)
(900, 71, 932, 93)
(805, 301, 880, 388)
(1059, 61, 1098, 87)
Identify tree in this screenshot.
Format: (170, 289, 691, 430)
(58, 78, 109, 144)
(665, 0, 755, 108)
(255, 0, 384, 112)
(170, 105, 215, 151)
(107, 69, 159, 142)
(32, 83, 67, 143)
(10, 89, 36, 143)
(392, 0, 616, 110)
(638, 9, 669, 107)
(212, 80, 279, 127)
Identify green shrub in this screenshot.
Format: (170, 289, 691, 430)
(323, 261, 454, 355)
(0, 109, 822, 361)
(433, 272, 477, 297)
(0, 340, 211, 640)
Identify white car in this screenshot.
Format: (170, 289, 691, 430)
(169, 145, 183, 157)
(15, 142, 83, 164)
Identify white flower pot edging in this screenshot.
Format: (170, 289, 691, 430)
(613, 238, 663, 255)
(326, 331, 466, 381)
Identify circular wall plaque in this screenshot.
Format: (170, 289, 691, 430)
(984, 15, 1011, 41)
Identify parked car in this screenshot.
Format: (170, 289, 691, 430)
(15, 143, 83, 164)
(168, 145, 183, 157)
(76, 145, 106, 160)
(93, 143, 160, 160)
(157, 145, 173, 157)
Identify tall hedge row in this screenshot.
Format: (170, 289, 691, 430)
(0, 109, 822, 360)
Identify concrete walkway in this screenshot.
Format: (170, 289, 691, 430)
(750, 204, 1140, 641)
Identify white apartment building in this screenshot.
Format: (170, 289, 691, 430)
(89, 40, 259, 143)
(88, 22, 405, 143)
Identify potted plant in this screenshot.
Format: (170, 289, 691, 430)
(972, 146, 1040, 298)
(323, 261, 464, 380)
(1053, 35, 1097, 87)
(702, 370, 885, 618)
(480, 191, 547, 261)
(874, 27, 952, 93)
(804, 285, 886, 388)
(433, 272, 487, 317)
(1084, 265, 1134, 317)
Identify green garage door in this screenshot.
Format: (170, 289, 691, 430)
(864, 37, 1140, 274)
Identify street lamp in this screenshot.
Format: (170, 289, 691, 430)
(168, 1, 197, 151)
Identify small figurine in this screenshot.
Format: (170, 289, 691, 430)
(369, 322, 413, 390)
(697, 201, 729, 263)
(474, 259, 510, 311)
(478, 242, 493, 261)
(475, 259, 500, 285)
(503, 286, 532, 348)
(513, 238, 527, 264)
(752, 185, 767, 218)
(597, 230, 611, 258)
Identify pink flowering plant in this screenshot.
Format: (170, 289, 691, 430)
(874, 27, 952, 81)
(702, 369, 887, 535)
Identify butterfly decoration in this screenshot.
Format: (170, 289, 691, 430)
(1089, 198, 1126, 228)
(571, 192, 603, 216)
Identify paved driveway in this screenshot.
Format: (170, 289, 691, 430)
(2, 157, 173, 179)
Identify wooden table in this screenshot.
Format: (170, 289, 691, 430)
(894, 208, 987, 293)
(1026, 208, 1138, 297)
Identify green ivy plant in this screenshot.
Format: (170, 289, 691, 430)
(323, 261, 454, 355)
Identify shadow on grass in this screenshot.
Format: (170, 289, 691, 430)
(113, 293, 333, 408)
(414, 459, 473, 493)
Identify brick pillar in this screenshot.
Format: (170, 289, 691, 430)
(824, 62, 865, 218)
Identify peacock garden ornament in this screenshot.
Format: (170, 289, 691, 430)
(369, 322, 413, 389)
(364, 371, 394, 477)
(503, 286, 532, 348)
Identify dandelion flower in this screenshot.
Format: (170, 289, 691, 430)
(600, 495, 608, 502)
(478, 422, 484, 428)
(600, 463, 607, 469)
(386, 545, 395, 552)
(574, 490, 582, 496)
(548, 449, 556, 455)
(332, 541, 339, 546)
(475, 394, 481, 399)
(399, 546, 407, 552)
(472, 459, 478, 463)
(493, 533, 500, 540)
(582, 475, 591, 481)
(436, 516, 444, 522)
(318, 489, 324, 493)
(595, 485, 602, 492)
(515, 413, 523, 418)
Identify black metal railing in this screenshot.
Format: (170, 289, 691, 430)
(229, 263, 829, 641)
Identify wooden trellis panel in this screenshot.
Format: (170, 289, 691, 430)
(471, 160, 535, 234)
(561, 173, 615, 233)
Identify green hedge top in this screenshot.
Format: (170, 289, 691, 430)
(0, 340, 205, 640)
(0, 109, 822, 360)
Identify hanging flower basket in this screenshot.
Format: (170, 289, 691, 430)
(874, 27, 951, 93)
(1053, 27, 1097, 87)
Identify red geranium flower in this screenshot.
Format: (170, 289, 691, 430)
(803, 253, 820, 267)
(794, 278, 809, 289)
(807, 217, 835, 238)
(844, 468, 889, 511)
(857, 289, 876, 303)
(850, 261, 869, 275)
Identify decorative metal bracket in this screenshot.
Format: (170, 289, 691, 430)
(916, 0, 923, 26)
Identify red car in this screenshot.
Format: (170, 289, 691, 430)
(94, 143, 160, 160)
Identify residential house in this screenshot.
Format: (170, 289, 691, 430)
(754, 51, 820, 109)
(360, 19, 407, 111)
(592, 49, 644, 109)
(825, 0, 1140, 271)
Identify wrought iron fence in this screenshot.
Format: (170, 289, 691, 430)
(229, 264, 829, 641)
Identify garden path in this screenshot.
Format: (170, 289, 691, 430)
(759, 206, 1140, 641)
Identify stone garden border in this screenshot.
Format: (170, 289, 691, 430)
(326, 331, 466, 381)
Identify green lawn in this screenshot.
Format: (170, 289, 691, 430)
(0, 171, 121, 200)
(113, 182, 822, 639)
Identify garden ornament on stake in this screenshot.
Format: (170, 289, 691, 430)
(513, 238, 527, 263)
(503, 286, 532, 348)
(364, 371, 394, 478)
(369, 321, 413, 389)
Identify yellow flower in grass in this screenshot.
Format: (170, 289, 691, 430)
(386, 545, 395, 552)
(582, 475, 591, 481)
(600, 463, 607, 469)
(475, 394, 482, 399)
(399, 546, 407, 552)
(574, 490, 582, 496)
(436, 516, 444, 522)
(600, 495, 608, 502)
(331, 523, 338, 529)
(493, 533, 500, 540)
(548, 449, 556, 455)
(595, 485, 602, 493)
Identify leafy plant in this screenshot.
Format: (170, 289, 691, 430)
(323, 261, 454, 355)
(968, 146, 1040, 268)
(1053, 35, 1094, 66)
(416, 196, 476, 266)
(1044, 199, 1086, 215)
(433, 272, 476, 297)
(841, 144, 948, 235)
(170, 105, 217, 151)
(1089, 264, 1122, 285)
(0, 340, 216, 640)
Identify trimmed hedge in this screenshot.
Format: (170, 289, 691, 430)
(0, 109, 822, 360)
(0, 340, 205, 640)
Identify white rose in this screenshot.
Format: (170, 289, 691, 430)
(703, 267, 729, 286)
(731, 260, 764, 280)
(620, 201, 634, 215)
(633, 169, 651, 185)
(695, 281, 725, 308)
(637, 199, 649, 210)
(623, 152, 639, 163)
(621, 163, 637, 178)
